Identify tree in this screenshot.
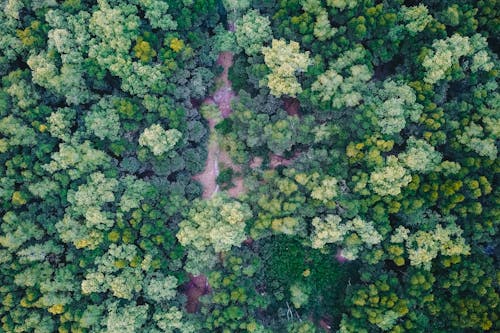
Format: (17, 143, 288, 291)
(310, 45, 372, 110)
(398, 137, 442, 173)
(144, 274, 178, 303)
(138, 124, 182, 156)
(389, 211, 472, 270)
(42, 141, 111, 178)
(341, 272, 410, 332)
(85, 98, 121, 141)
(0, 115, 37, 147)
(177, 194, 252, 253)
(369, 156, 412, 196)
(372, 80, 423, 135)
(139, 0, 177, 31)
(457, 121, 497, 160)
(103, 301, 149, 333)
(261, 39, 311, 97)
(313, 9, 337, 41)
(47, 107, 76, 142)
(422, 33, 494, 84)
(56, 172, 118, 249)
(222, 0, 251, 21)
(400, 5, 433, 35)
(235, 10, 272, 56)
(81, 244, 144, 299)
(311, 215, 382, 260)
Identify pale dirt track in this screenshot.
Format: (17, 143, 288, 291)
(192, 51, 246, 199)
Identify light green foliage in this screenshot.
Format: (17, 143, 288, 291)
(262, 39, 311, 97)
(311, 215, 382, 260)
(43, 141, 111, 178)
(288, 321, 317, 333)
(183, 249, 219, 275)
(17, 241, 63, 263)
(250, 169, 345, 238)
(290, 283, 309, 308)
(434, 160, 461, 176)
(138, 124, 182, 156)
(311, 45, 372, 109)
(423, 33, 493, 84)
(310, 214, 344, 248)
(398, 137, 442, 173)
(326, 0, 357, 10)
(212, 24, 238, 54)
(81, 244, 145, 298)
(87, 0, 168, 96)
(235, 10, 272, 56)
(373, 80, 423, 135)
(4, 70, 40, 109)
(85, 98, 121, 141)
(139, 0, 177, 30)
(301, 0, 337, 40)
(79, 305, 104, 329)
(104, 301, 149, 333)
(28, 179, 60, 198)
(313, 10, 337, 41)
(301, 0, 321, 14)
(177, 195, 252, 253)
(310, 176, 338, 204)
(0, 211, 43, 250)
(391, 222, 470, 270)
(25, 9, 93, 105)
(0, 0, 498, 331)
(369, 156, 412, 196)
(0, 115, 37, 147)
(119, 176, 154, 213)
(88, 0, 139, 71)
(400, 5, 433, 35)
(153, 307, 199, 333)
(28, 51, 91, 105)
(144, 274, 178, 303)
(263, 116, 309, 155)
(0, 12, 23, 69)
(457, 122, 497, 160)
(47, 107, 76, 142)
(222, 0, 250, 15)
(56, 172, 118, 249)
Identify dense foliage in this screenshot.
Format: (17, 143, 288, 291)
(0, 0, 498, 332)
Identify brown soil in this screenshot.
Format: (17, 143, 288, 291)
(269, 152, 301, 169)
(249, 156, 264, 169)
(192, 49, 246, 200)
(192, 141, 220, 199)
(184, 274, 211, 313)
(283, 97, 301, 117)
(335, 248, 349, 263)
(319, 317, 333, 332)
(218, 149, 246, 197)
(214, 51, 235, 118)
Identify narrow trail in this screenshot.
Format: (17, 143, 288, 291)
(192, 50, 246, 199)
(185, 46, 245, 314)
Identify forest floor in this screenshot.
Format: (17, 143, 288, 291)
(186, 50, 244, 313)
(192, 51, 245, 199)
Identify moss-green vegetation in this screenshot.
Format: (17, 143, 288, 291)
(0, 0, 498, 332)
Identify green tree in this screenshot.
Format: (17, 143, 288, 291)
(262, 39, 311, 97)
(235, 9, 272, 56)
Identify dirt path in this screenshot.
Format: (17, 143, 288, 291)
(192, 50, 246, 199)
(283, 97, 301, 117)
(183, 274, 211, 313)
